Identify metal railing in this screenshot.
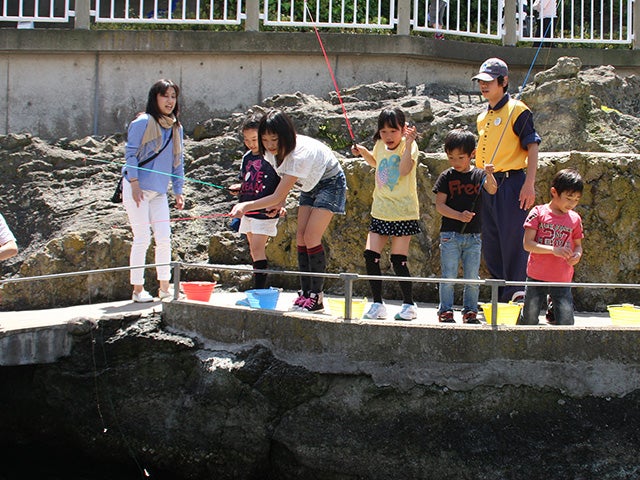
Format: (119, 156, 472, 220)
(262, 0, 396, 29)
(1, 0, 72, 22)
(2, 261, 639, 326)
(93, 0, 244, 24)
(1, 0, 636, 47)
(412, 0, 504, 40)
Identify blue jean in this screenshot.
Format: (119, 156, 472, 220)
(298, 171, 347, 214)
(438, 232, 481, 314)
(517, 277, 575, 325)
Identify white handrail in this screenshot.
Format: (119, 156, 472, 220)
(0, 0, 633, 45)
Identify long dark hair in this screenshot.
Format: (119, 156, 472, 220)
(258, 109, 297, 166)
(145, 79, 181, 124)
(373, 108, 406, 141)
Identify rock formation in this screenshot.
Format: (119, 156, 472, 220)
(3, 312, 640, 479)
(1, 57, 639, 311)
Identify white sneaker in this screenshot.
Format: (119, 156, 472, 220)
(394, 303, 418, 321)
(511, 290, 526, 304)
(363, 302, 387, 319)
(158, 289, 173, 300)
(132, 290, 154, 303)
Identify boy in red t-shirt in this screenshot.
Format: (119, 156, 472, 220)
(517, 168, 584, 325)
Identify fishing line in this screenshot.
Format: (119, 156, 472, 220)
(112, 213, 230, 229)
(84, 157, 229, 191)
(465, 17, 556, 230)
(112, 212, 269, 229)
(303, 1, 356, 144)
(91, 327, 108, 434)
(91, 322, 152, 478)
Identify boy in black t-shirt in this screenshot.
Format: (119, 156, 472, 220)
(433, 129, 497, 323)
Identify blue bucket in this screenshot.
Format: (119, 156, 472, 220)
(245, 288, 280, 310)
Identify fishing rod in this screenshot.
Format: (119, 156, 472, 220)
(113, 210, 280, 229)
(112, 213, 232, 229)
(84, 156, 231, 191)
(303, 1, 356, 146)
(460, 20, 557, 234)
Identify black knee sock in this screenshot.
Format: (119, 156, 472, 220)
(391, 254, 413, 305)
(252, 259, 268, 290)
(364, 249, 383, 304)
(307, 244, 326, 294)
(297, 245, 311, 294)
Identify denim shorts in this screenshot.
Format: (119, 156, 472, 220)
(299, 171, 347, 214)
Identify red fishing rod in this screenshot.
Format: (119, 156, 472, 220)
(304, 1, 356, 146)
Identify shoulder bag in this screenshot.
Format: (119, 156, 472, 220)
(111, 129, 174, 203)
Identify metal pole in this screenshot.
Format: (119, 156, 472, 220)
(340, 273, 359, 320)
(172, 262, 181, 300)
(486, 279, 505, 327)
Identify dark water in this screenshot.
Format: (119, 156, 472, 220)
(1, 446, 161, 480)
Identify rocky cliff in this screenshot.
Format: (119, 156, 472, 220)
(1, 57, 639, 311)
(3, 312, 640, 479)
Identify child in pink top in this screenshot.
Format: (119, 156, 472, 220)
(517, 169, 584, 325)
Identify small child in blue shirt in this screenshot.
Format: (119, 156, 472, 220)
(433, 129, 497, 323)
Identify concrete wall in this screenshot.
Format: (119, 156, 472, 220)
(164, 301, 640, 398)
(1, 29, 639, 138)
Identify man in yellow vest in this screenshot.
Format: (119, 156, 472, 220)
(472, 58, 541, 302)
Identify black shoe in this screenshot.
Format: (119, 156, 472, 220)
(438, 310, 455, 323)
(546, 295, 556, 325)
(463, 311, 480, 324)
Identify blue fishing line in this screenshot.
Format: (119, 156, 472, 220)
(86, 156, 227, 190)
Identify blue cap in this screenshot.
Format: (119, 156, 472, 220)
(472, 58, 509, 81)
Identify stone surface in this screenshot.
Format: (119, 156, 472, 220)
(1, 58, 640, 311)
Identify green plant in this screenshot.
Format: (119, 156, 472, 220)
(318, 124, 354, 150)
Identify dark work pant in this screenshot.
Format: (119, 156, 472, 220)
(481, 171, 529, 302)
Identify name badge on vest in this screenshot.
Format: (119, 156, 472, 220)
(494, 117, 502, 126)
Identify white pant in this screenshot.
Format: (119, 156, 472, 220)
(122, 180, 171, 285)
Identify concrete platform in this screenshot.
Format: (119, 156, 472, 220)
(0, 288, 620, 334)
(0, 288, 627, 367)
(2, 289, 639, 397)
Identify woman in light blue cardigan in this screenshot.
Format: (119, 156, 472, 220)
(122, 79, 185, 302)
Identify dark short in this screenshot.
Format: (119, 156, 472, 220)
(369, 217, 421, 236)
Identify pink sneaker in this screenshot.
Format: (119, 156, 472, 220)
(302, 292, 324, 313)
(291, 291, 308, 311)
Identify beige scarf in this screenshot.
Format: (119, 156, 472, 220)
(138, 114, 182, 167)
